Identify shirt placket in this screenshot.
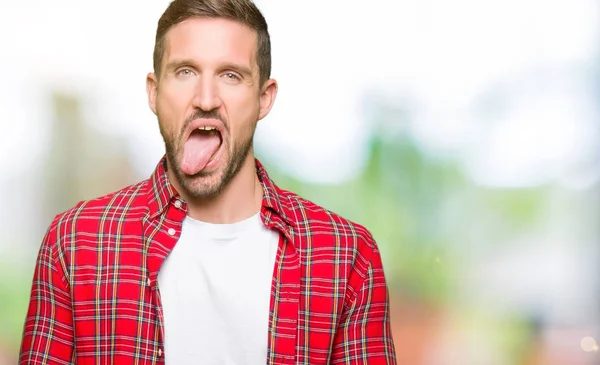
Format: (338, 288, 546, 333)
(143, 199, 186, 364)
(264, 213, 300, 364)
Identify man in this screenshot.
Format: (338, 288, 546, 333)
(19, 0, 397, 364)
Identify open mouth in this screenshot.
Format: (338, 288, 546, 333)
(181, 126, 224, 175)
(190, 126, 223, 153)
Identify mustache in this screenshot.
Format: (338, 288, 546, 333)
(180, 109, 228, 137)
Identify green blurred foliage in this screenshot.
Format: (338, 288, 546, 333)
(0, 261, 30, 354)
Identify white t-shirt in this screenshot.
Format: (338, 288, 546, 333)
(157, 212, 280, 365)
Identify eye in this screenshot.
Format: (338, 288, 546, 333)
(176, 68, 195, 77)
(222, 72, 241, 82)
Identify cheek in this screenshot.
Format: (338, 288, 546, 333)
(159, 88, 186, 115)
(224, 90, 261, 136)
(157, 85, 194, 131)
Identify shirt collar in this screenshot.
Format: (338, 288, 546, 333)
(146, 157, 178, 221)
(254, 158, 296, 228)
(146, 156, 296, 228)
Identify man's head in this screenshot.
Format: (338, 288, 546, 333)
(146, 0, 277, 200)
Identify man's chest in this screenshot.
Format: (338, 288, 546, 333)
(67, 231, 349, 364)
(156, 218, 280, 364)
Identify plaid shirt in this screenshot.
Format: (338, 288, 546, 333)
(19, 157, 396, 364)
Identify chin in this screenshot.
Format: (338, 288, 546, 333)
(180, 169, 227, 199)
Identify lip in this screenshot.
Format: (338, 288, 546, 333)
(184, 118, 226, 140)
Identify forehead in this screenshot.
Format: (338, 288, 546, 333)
(164, 17, 258, 68)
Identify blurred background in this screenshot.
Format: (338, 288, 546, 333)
(1, 0, 599, 364)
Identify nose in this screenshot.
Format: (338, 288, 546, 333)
(192, 75, 223, 111)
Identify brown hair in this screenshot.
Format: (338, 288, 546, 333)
(153, 0, 271, 85)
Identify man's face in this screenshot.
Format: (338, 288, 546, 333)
(147, 17, 277, 199)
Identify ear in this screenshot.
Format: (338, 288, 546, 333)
(258, 78, 278, 121)
(146, 72, 159, 115)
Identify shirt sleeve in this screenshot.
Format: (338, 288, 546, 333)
(330, 241, 397, 364)
(19, 220, 75, 365)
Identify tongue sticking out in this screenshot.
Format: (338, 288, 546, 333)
(181, 131, 221, 175)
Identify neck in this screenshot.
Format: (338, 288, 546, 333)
(168, 153, 263, 224)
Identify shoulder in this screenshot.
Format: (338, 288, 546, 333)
(278, 187, 379, 259)
(44, 179, 149, 248)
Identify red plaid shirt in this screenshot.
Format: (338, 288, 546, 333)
(19, 157, 396, 364)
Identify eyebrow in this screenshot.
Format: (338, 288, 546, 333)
(165, 59, 254, 78)
(220, 62, 253, 78)
(165, 58, 196, 72)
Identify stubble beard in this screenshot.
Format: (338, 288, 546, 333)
(159, 115, 256, 200)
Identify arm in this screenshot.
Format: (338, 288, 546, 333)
(331, 244, 397, 364)
(19, 221, 75, 364)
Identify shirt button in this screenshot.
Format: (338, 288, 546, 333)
(158, 348, 162, 357)
(146, 278, 151, 287)
(167, 228, 176, 236)
(174, 200, 182, 209)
